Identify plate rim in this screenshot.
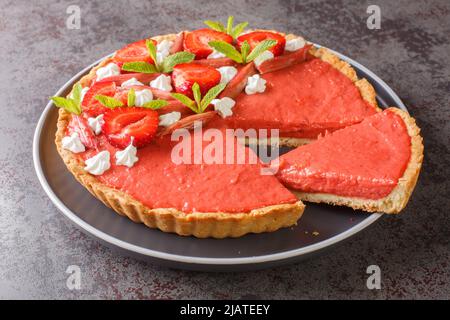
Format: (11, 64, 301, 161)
(33, 44, 406, 266)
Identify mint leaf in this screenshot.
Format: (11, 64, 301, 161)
(208, 40, 243, 63)
(122, 61, 157, 74)
(204, 20, 225, 32)
(240, 40, 250, 62)
(51, 97, 81, 115)
(246, 39, 277, 62)
(200, 83, 226, 112)
(171, 93, 198, 113)
(161, 51, 195, 73)
(192, 83, 201, 107)
(94, 95, 124, 108)
(146, 39, 157, 64)
(127, 88, 135, 107)
(226, 16, 234, 35)
(141, 100, 168, 110)
(231, 22, 248, 38)
(71, 83, 83, 106)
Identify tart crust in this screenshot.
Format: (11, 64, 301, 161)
(57, 31, 305, 238)
(292, 108, 424, 214)
(54, 31, 403, 238)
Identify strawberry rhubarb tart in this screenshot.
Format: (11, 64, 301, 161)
(52, 17, 423, 238)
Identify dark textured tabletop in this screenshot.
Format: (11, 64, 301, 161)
(1, 0, 449, 299)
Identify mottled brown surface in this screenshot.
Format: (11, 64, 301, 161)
(0, 0, 449, 299)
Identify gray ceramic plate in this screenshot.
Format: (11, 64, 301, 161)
(33, 45, 407, 271)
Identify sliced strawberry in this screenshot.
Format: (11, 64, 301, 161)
(183, 28, 233, 59)
(237, 31, 286, 56)
(82, 81, 117, 117)
(112, 39, 157, 64)
(172, 63, 221, 98)
(219, 62, 257, 99)
(97, 73, 162, 86)
(102, 107, 159, 149)
(170, 32, 184, 54)
(194, 57, 238, 68)
(256, 44, 312, 74)
(67, 115, 98, 149)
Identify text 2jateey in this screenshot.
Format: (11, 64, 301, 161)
(180, 304, 270, 317)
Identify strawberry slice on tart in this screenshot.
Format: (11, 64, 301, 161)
(102, 107, 159, 149)
(172, 63, 221, 98)
(82, 81, 118, 117)
(112, 39, 157, 65)
(237, 31, 286, 56)
(183, 28, 233, 59)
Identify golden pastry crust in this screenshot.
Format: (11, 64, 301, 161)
(293, 107, 424, 214)
(54, 30, 412, 240)
(57, 31, 305, 238)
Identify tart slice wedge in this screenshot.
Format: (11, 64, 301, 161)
(275, 108, 423, 214)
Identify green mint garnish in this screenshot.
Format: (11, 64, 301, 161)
(127, 88, 136, 107)
(161, 51, 195, 73)
(94, 95, 124, 108)
(171, 82, 226, 114)
(208, 39, 276, 64)
(141, 100, 169, 110)
(121, 39, 194, 74)
(203, 16, 248, 39)
(246, 39, 277, 62)
(50, 83, 84, 115)
(122, 61, 158, 74)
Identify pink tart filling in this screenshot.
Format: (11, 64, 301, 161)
(276, 110, 411, 199)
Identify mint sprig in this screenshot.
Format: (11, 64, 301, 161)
(208, 39, 276, 64)
(171, 83, 226, 114)
(94, 95, 124, 108)
(121, 39, 194, 73)
(122, 61, 158, 74)
(141, 100, 169, 110)
(50, 83, 83, 115)
(127, 88, 136, 107)
(204, 16, 248, 39)
(161, 51, 195, 73)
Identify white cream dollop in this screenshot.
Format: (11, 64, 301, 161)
(285, 37, 306, 52)
(211, 97, 236, 118)
(62, 132, 85, 153)
(253, 50, 274, 67)
(87, 114, 105, 135)
(217, 66, 238, 84)
(84, 151, 111, 175)
(207, 49, 226, 59)
(156, 39, 173, 64)
(134, 89, 154, 106)
(150, 74, 172, 92)
(121, 77, 144, 87)
(115, 139, 139, 168)
(245, 74, 267, 95)
(96, 63, 120, 81)
(159, 111, 181, 127)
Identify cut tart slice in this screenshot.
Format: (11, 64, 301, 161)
(56, 109, 304, 238)
(226, 34, 380, 146)
(275, 108, 423, 213)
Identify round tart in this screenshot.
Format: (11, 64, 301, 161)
(52, 19, 423, 238)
